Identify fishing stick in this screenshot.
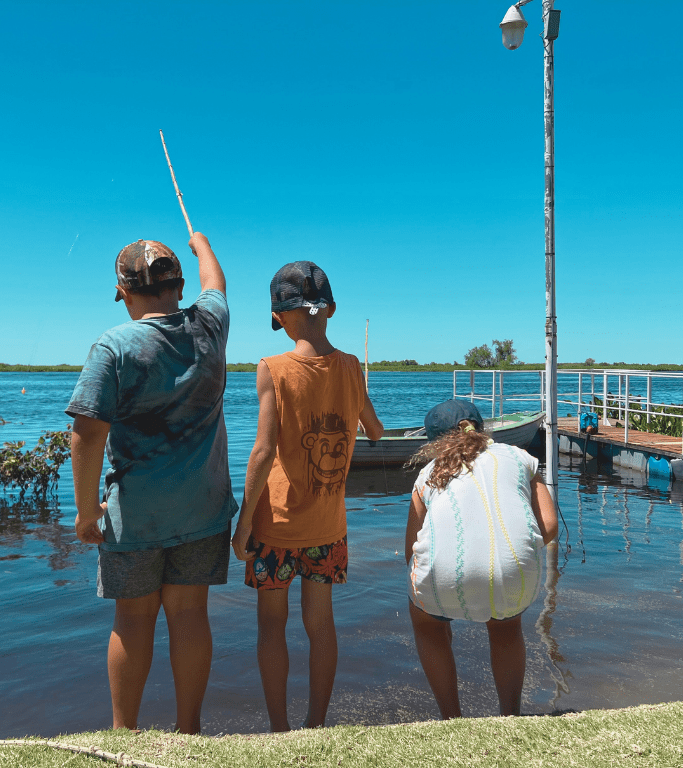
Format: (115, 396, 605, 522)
(159, 129, 194, 236)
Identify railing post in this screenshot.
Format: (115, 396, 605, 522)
(577, 372, 583, 431)
(453, 370, 457, 400)
(602, 372, 609, 426)
(491, 370, 496, 418)
(618, 375, 623, 421)
(499, 371, 505, 423)
(470, 370, 475, 404)
(646, 373, 652, 425)
(624, 374, 630, 443)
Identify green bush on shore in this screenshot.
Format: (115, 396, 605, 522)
(0, 428, 72, 497)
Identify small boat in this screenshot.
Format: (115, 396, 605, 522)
(351, 411, 545, 468)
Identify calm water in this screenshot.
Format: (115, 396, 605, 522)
(1, 372, 682, 737)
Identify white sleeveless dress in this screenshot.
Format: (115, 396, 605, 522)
(407, 443, 544, 622)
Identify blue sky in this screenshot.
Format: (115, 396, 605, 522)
(2, 1, 680, 366)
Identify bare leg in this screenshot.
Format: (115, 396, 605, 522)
(301, 579, 337, 728)
(408, 600, 461, 719)
(108, 591, 161, 730)
(162, 584, 212, 734)
(486, 614, 525, 716)
(257, 587, 291, 732)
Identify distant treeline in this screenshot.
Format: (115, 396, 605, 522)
(2, 361, 682, 374)
(0, 364, 82, 372)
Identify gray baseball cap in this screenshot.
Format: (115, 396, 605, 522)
(424, 399, 485, 441)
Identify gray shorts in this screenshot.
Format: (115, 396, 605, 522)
(97, 527, 231, 600)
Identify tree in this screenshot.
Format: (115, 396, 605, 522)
(492, 339, 517, 367)
(464, 344, 494, 369)
(585, 358, 595, 367)
(464, 339, 518, 368)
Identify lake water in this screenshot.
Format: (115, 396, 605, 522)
(1, 371, 682, 737)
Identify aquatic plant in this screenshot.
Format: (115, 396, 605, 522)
(593, 397, 683, 438)
(0, 426, 72, 498)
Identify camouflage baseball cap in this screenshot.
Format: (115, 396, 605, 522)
(114, 240, 182, 302)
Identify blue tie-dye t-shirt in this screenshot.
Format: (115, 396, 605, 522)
(66, 289, 238, 551)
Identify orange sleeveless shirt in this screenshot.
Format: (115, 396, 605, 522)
(252, 350, 366, 548)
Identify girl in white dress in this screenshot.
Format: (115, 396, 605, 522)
(405, 399, 557, 718)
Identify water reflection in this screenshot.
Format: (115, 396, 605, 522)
(2, 449, 683, 734)
(534, 542, 571, 708)
(0, 494, 85, 571)
(345, 466, 418, 498)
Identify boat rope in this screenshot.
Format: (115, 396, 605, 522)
(0, 739, 171, 768)
(381, 441, 389, 496)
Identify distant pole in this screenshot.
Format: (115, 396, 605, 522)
(543, 0, 559, 504)
(159, 130, 194, 236)
(365, 319, 369, 392)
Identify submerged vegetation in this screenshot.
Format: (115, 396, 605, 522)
(0, 427, 72, 498)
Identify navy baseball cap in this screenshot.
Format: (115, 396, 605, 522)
(424, 399, 485, 441)
(270, 261, 334, 330)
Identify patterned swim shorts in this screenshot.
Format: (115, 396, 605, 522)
(244, 536, 348, 590)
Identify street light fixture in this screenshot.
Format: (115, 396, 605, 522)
(499, 5, 528, 50)
(500, 0, 561, 504)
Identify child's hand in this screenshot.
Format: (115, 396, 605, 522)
(231, 518, 255, 561)
(188, 232, 211, 257)
(75, 502, 107, 545)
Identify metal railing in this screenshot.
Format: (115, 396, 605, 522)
(453, 368, 683, 454)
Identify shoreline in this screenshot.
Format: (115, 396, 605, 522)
(3, 363, 683, 374)
(2, 702, 681, 768)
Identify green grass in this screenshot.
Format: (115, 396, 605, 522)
(3, 703, 683, 768)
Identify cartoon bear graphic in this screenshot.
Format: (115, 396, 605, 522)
(301, 412, 350, 495)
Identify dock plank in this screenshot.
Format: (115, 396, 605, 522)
(557, 417, 682, 458)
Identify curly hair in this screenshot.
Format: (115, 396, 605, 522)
(407, 419, 491, 491)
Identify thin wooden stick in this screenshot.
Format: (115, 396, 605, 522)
(159, 130, 194, 236)
(0, 739, 170, 768)
(365, 319, 369, 393)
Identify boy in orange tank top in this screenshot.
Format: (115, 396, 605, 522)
(232, 261, 383, 732)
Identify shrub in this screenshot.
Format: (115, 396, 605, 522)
(0, 427, 72, 498)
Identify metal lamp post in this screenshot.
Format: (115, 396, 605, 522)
(500, 0, 561, 503)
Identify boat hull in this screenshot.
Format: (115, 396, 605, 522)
(351, 411, 545, 468)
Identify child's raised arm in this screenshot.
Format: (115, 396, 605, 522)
(188, 232, 226, 295)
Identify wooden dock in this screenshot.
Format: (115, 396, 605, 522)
(556, 416, 682, 480)
(557, 417, 682, 459)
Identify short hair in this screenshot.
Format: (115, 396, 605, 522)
(127, 277, 183, 298)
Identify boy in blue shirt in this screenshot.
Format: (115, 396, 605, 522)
(67, 232, 237, 734)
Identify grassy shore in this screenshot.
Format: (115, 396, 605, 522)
(2, 703, 682, 767)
